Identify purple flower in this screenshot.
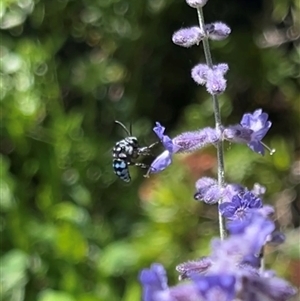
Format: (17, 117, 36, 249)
(147, 123, 220, 175)
(172, 27, 204, 48)
(227, 213, 275, 255)
(213, 63, 229, 74)
(193, 274, 236, 301)
(240, 109, 272, 147)
(219, 191, 263, 221)
(194, 178, 245, 204)
(191, 63, 229, 95)
(209, 219, 272, 272)
(266, 231, 285, 246)
(148, 150, 173, 174)
(210, 237, 250, 272)
(240, 273, 297, 301)
(139, 264, 210, 301)
(238, 263, 260, 277)
(206, 234, 297, 300)
(153, 282, 201, 301)
(146, 122, 180, 174)
(153, 122, 178, 153)
(177, 238, 259, 280)
(139, 263, 168, 301)
(222, 183, 245, 203)
(257, 205, 275, 218)
(223, 109, 273, 155)
(186, 0, 208, 8)
(206, 22, 231, 40)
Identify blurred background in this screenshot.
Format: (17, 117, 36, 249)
(1, 0, 299, 300)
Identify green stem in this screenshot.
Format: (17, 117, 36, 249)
(197, 7, 226, 240)
(259, 247, 265, 273)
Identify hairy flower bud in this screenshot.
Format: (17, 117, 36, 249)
(191, 64, 210, 85)
(186, 0, 208, 8)
(206, 22, 231, 40)
(214, 63, 229, 74)
(194, 177, 220, 204)
(172, 27, 204, 48)
(191, 63, 229, 95)
(176, 257, 212, 280)
(195, 178, 245, 204)
(173, 127, 220, 153)
(206, 64, 229, 95)
(251, 183, 266, 196)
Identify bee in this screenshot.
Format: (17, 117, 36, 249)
(112, 121, 157, 182)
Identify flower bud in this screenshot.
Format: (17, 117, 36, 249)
(172, 27, 204, 48)
(206, 22, 231, 40)
(186, 0, 208, 8)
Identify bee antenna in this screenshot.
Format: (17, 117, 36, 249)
(115, 120, 131, 136)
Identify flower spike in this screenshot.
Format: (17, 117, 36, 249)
(138, 0, 297, 298)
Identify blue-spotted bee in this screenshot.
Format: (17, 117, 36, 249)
(112, 121, 157, 182)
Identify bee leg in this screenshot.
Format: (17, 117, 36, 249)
(143, 168, 151, 178)
(126, 161, 148, 169)
(148, 141, 159, 149)
(136, 163, 153, 179)
(138, 142, 159, 156)
(133, 162, 149, 169)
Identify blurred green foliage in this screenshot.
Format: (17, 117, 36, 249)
(1, 0, 299, 300)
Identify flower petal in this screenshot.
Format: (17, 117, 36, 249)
(148, 150, 172, 174)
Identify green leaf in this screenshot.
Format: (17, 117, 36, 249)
(0, 249, 29, 298)
(38, 289, 75, 301)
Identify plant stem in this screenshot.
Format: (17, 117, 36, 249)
(196, 7, 226, 240)
(259, 247, 265, 273)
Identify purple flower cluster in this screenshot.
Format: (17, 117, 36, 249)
(139, 208, 296, 300)
(191, 63, 229, 95)
(140, 171, 296, 300)
(146, 122, 219, 175)
(172, 22, 231, 49)
(147, 109, 272, 175)
(138, 0, 296, 300)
